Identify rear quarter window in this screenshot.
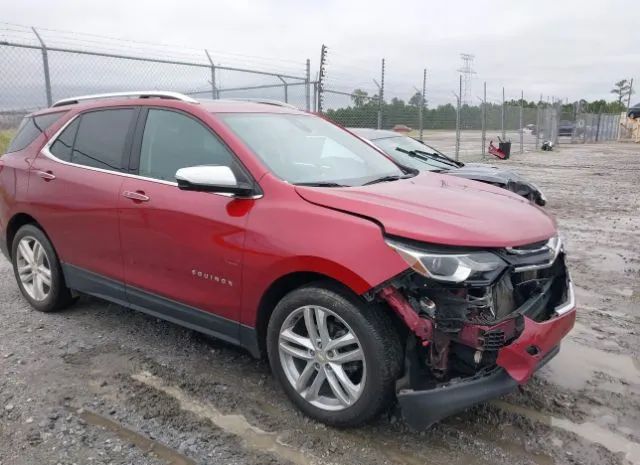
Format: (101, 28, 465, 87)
(5, 112, 65, 153)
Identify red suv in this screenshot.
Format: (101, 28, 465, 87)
(0, 92, 575, 428)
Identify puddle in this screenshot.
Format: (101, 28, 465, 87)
(78, 409, 196, 465)
(132, 371, 313, 465)
(539, 338, 640, 391)
(493, 401, 640, 465)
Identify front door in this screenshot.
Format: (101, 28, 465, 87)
(118, 108, 254, 339)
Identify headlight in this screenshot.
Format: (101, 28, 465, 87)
(529, 182, 547, 203)
(386, 239, 506, 283)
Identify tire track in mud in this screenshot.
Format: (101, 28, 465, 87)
(131, 371, 314, 465)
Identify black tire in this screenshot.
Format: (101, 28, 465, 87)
(267, 282, 402, 427)
(11, 224, 75, 313)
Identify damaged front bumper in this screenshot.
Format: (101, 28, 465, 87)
(398, 344, 561, 429)
(395, 283, 576, 429)
(376, 236, 577, 428)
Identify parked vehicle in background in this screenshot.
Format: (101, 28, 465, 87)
(0, 92, 574, 429)
(558, 120, 575, 137)
(627, 103, 640, 119)
(350, 128, 547, 206)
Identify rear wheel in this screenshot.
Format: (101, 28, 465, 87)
(11, 224, 75, 312)
(267, 283, 402, 427)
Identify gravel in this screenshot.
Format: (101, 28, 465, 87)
(0, 141, 638, 465)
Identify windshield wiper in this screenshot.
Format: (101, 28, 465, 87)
(295, 181, 347, 187)
(363, 174, 411, 186)
(414, 149, 463, 167)
(396, 147, 461, 169)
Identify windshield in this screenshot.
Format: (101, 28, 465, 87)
(219, 113, 406, 186)
(372, 136, 459, 171)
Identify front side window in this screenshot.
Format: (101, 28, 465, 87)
(71, 109, 134, 172)
(6, 112, 65, 153)
(220, 113, 405, 186)
(139, 109, 245, 182)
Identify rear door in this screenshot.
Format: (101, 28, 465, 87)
(118, 108, 254, 336)
(29, 108, 137, 302)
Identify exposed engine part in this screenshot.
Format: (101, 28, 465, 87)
(428, 331, 450, 378)
(378, 286, 433, 342)
(379, 251, 570, 386)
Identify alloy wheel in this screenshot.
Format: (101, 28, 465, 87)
(16, 236, 52, 302)
(278, 305, 366, 411)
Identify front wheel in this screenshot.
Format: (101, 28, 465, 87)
(267, 283, 402, 427)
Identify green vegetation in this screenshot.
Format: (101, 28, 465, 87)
(325, 88, 628, 131)
(0, 130, 15, 155)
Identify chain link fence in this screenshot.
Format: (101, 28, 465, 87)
(0, 24, 310, 133)
(1, 25, 627, 158)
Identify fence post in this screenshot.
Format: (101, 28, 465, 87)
(313, 82, 318, 112)
(535, 102, 540, 149)
(305, 59, 311, 111)
(595, 112, 602, 142)
(501, 87, 505, 140)
(377, 58, 385, 129)
(32, 27, 52, 106)
(455, 75, 461, 161)
(204, 49, 217, 99)
(317, 45, 327, 113)
(481, 81, 486, 158)
(419, 68, 426, 141)
(519, 90, 524, 154)
(277, 76, 288, 103)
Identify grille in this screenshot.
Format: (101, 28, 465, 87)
(481, 329, 506, 350)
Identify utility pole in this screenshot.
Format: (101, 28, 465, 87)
(317, 45, 327, 113)
(32, 27, 52, 106)
(457, 53, 476, 105)
(419, 68, 426, 141)
(627, 78, 634, 112)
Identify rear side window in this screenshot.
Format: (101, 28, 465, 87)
(6, 112, 65, 153)
(49, 118, 80, 162)
(71, 109, 135, 172)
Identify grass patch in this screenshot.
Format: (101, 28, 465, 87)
(0, 130, 15, 154)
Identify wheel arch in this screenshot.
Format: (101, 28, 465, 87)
(253, 271, 363, 358)
(5, 212, 44, 260)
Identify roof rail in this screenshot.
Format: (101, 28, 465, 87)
(227, 98, 298, 110)
(51, 91, 199, 108)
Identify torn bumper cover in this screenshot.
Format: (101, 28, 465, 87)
(397, 294, 576, 429)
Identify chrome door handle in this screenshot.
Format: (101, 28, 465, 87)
(122, 191, 150, 202)
(36, 170, 56, 181)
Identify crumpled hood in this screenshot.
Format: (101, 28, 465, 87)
(294, 172, 556, 248)
(448, 163, 529, 185)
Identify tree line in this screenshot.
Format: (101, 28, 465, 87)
(325, 81, 633, 130)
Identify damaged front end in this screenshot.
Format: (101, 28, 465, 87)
(372, 235, 576, 428)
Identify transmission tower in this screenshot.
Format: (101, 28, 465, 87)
(457, 53, 476, 105)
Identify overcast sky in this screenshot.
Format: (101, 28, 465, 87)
(3, 0, 639, 106)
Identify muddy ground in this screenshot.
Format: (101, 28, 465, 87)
(1, 141, 639, 465)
